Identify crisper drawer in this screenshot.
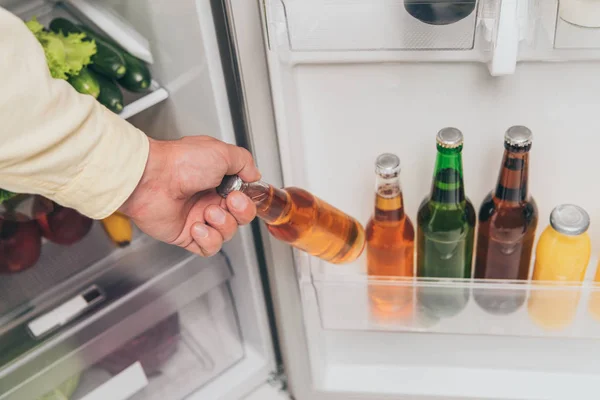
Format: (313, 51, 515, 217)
(0, 238, 238, 400)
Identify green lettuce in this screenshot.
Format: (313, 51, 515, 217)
(0, 189, 16, 204)
(25, 18, 96, 80)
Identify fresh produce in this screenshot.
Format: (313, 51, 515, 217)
(0, 189, 15, 203)
(35, 200, 93, 245)
(68, 67, 100, 98)
(50, 18, 127, 80)
(36, 374, 81, 400)
(101, 212, 132, 247)
(97, 313, 180, 376)
(118, 51, 152, 92)
(0, 213, 42, 274)
(91, 69, 124, 113)
(25, 18, 96, 80)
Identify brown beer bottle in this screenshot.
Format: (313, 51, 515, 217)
(366, 154, 415, 319)
(474, 126, 538, 314)
(217, 175, 366, 264)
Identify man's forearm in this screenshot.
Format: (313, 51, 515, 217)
(0, 7, 149, 219)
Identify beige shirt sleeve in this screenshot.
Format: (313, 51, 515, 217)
(0, 7, 149, 219)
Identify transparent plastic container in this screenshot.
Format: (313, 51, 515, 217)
(311, 258, 600, 338)
(67, 285, 243, 400)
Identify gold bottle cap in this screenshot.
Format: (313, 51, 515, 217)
(436, 127, 464, 149)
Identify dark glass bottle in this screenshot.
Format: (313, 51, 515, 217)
(366, 154, 415, 321)
(474, 126, 538, 315)
(417, 128, 475, 319)
(217, 176, 366, 264)
(404, 0, 477, 26)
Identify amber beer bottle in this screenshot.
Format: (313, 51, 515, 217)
(216, 176, 366, 264)
(474, 126, 538, 314)
(366, 154, 415, 319)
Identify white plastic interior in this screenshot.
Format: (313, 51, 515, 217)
(264, 0, 600, 396)
(0, 0, 276, 399)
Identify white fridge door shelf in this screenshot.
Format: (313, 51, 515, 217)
(264, 0, 600, 75)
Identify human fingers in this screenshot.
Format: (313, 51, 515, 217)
(204, 204, 239, 242)
(190, 223, 223, 257)
(223, 191, 257, 225)
(223, 144, 261, 182)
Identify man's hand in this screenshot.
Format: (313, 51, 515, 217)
(119, 136, 260, 256)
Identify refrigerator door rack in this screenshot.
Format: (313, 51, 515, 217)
(265, 0, 600, 75)
(309, 259, 600, 338)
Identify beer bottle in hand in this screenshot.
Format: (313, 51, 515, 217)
(217, 176, 366, 264)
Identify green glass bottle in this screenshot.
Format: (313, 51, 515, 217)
(416, 128, 476, 319)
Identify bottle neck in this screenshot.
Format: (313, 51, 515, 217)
(241, 181, 291, 224)
(374, 175, 405, 221)
(430, 146, 465, 204)
(494, 147, 530, 204)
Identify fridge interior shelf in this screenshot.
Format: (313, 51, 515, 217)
(13, 0, 168, 120)
(0, 222, 141, 328)
(309, 259, 600, 338)
(266, 0, 482, 53)
(0, 239, 232, 400)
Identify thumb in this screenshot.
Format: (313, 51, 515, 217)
(222, 143, 261, 183)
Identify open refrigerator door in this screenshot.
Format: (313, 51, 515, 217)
(224, 0, 600, 399)
(0, 1, 277, 399)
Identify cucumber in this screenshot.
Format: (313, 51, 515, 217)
(90, 70, 124, 114)
(118, 52, 152, 93)
(49, 19, 127, 80)
(77, 25, 127, 79)
(68, 67, 100, 98)
(49, 17, 79, 35)
(50, 18, 151, 91)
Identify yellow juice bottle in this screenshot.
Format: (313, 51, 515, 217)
(528, 204, 591, 330)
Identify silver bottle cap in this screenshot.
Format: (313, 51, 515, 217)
(216, 175, 243, 198)
(436, 127, 463, 149)
(375, 153, 400, 178)
(550, 204, 590, 236)
(504, 126, 533, 148)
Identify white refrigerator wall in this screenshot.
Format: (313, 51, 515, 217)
(286, 61, 600, 250)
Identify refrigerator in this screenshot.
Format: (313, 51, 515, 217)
(2, 0, 600, 399)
